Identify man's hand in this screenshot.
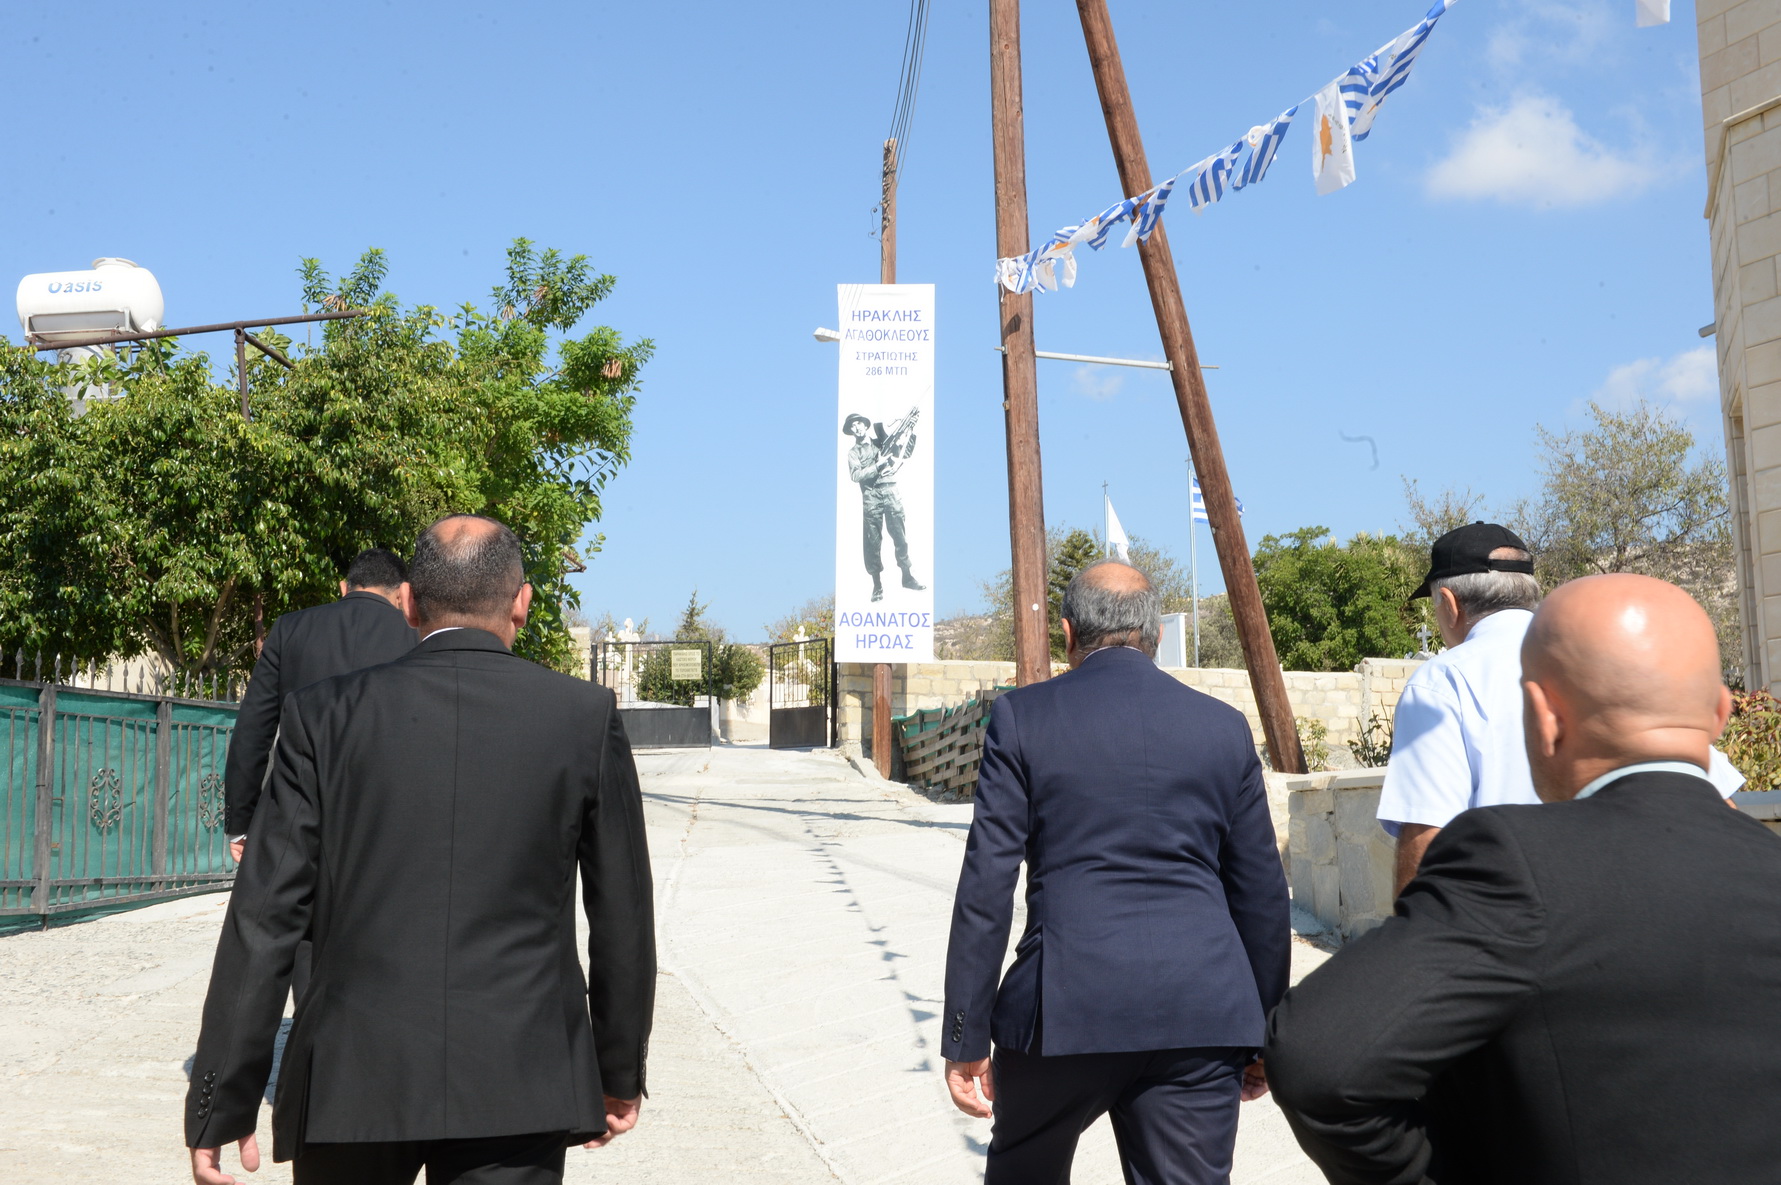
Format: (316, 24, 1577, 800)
(1240, 1058, 1270, 1102)
(229, 841, 245, 864)
(583, 1095, 642, 1149)
(945, 1058, 995, 1119)
(191, 1134, 259, 1184)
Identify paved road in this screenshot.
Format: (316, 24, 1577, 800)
(0, 745, 1328, 1184)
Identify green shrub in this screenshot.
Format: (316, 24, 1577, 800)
(1721, 691, 1781, 791)
(1349, 711, 1394, 768)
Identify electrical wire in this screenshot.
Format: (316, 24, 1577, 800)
(885, 0, 932, 181)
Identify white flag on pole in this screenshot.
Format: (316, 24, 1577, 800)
(1105, 495, 1132, 562)
(1635, 0, 1669, 27)
(1312, 79, 1356, 195)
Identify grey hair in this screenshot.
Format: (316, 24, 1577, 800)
(1060, 559, 1163, 658)
(1431, 552, 1541, 621)
(408, 515, 526, 621)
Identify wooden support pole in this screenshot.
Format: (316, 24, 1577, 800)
(873, 139, 899, 778)
(1074, 0, 1304, 773)
(991, 0, 1052, 689)
(881, 139, 898, 286)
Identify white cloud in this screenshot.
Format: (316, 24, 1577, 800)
(1426, 93, 1654, 208)
(1592, 346, 1718, 410)
(1071, 365, 1124, 401)
(1486, 0, 1613, 72)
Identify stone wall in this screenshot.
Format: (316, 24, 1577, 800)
(1286, 771, 1396, 941)
(1289, 782, 1781, 946)
(838, 657, 1425, 765)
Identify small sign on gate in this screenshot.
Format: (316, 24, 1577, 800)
(670, 648, 704, 681)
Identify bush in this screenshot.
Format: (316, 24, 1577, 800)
(1720, 691, 1781, 791)
(1349, 711, 1394, 768)
(1297, 717, 1331, 773)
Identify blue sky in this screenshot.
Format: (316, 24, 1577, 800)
(2, 1, 1718, 638)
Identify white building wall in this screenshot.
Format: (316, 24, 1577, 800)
(1701, 0, 1781, 688)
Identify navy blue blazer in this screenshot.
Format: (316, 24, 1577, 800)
(941, 646, 1291, 1061)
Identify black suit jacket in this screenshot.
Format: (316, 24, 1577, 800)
(223, 590, 418, 836)
(187, 629, 655, 1159)
(941, 646, 1290, 1061)
(1266, 771, 1781, 1184)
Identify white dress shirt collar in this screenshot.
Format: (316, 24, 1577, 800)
(1574, 760, 1711, 800)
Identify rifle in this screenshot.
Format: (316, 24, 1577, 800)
(873, 406, 921, 478)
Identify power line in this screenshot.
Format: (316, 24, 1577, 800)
(886, 0, 932, 178)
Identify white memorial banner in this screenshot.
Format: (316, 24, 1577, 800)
(835, 283, 935, 663)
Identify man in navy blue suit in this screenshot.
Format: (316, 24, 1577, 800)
(941, 559, 1291, 1184)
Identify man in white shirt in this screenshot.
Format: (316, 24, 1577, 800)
(1377, 523, 1741, 895)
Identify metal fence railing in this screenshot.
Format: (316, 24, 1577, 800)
(0, 679, 238, 921)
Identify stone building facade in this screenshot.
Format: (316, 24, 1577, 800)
(1700, 0, 1781, 688)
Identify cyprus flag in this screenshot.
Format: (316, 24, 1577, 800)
(1312, 80, 1356, 195)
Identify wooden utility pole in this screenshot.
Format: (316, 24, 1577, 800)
(990, 0, 1051, 688)
(1074, 0, 1305, 773)
(872, 138, 899, 778)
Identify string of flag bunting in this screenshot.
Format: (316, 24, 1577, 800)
(995, 0, 1459, 296)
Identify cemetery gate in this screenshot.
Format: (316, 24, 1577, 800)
(768, 638, 834, 750)
(592, 640, 715, 749)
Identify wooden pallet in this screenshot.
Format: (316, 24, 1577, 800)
(897, 688, 1008, 797)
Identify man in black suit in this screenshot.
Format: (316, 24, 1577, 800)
(224, 547, 418, 859)
(187, 515, 655, 1185)
(942, 559, 1290, 1185)
(1266, 573, 1781, 1184)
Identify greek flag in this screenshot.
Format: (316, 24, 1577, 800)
(1184, 140, 1247, 212)
(1190, 475, 1243, 524)
(1231, 106, 1298, 192)
(1121, 177, 1178, 246)
(1342, 0, 1456, 142)
(1082, 193, 1141, 251)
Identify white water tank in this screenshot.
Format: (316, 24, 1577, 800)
(16, 258, 164, 343)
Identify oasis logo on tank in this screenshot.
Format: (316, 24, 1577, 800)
(46, 280, 104, 294)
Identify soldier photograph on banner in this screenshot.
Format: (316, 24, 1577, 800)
(835, 283, 936, 664)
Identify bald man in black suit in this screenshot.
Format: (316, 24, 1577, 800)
(1266, 575, 1781, 1184)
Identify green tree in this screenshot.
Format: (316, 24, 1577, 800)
(1399, 400, 1737, 673)
(0, 240, 649, 678)
(970, 526, 1198, 662)
(1191, 593, 1247, 670)
(766, 595, 835, 643)
(638, 590, 764, 705)
(1252, 526, 1423, 671)
(1047, 529, 1103, 658)
(1510, 400, 1735, 668)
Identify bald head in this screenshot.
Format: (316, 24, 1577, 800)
(1060, 559, 1162, 663)
(1520, 574, 1731, 801)
(403, 514, 532, 645)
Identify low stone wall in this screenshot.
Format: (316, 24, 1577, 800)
(838, 656, 1425, 765)
(1286, 770, 1396, 941)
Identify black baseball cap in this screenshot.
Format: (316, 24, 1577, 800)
(1410, 522, 1534, 599)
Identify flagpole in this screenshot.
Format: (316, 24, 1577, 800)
(1102, 481, 1110, 557)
